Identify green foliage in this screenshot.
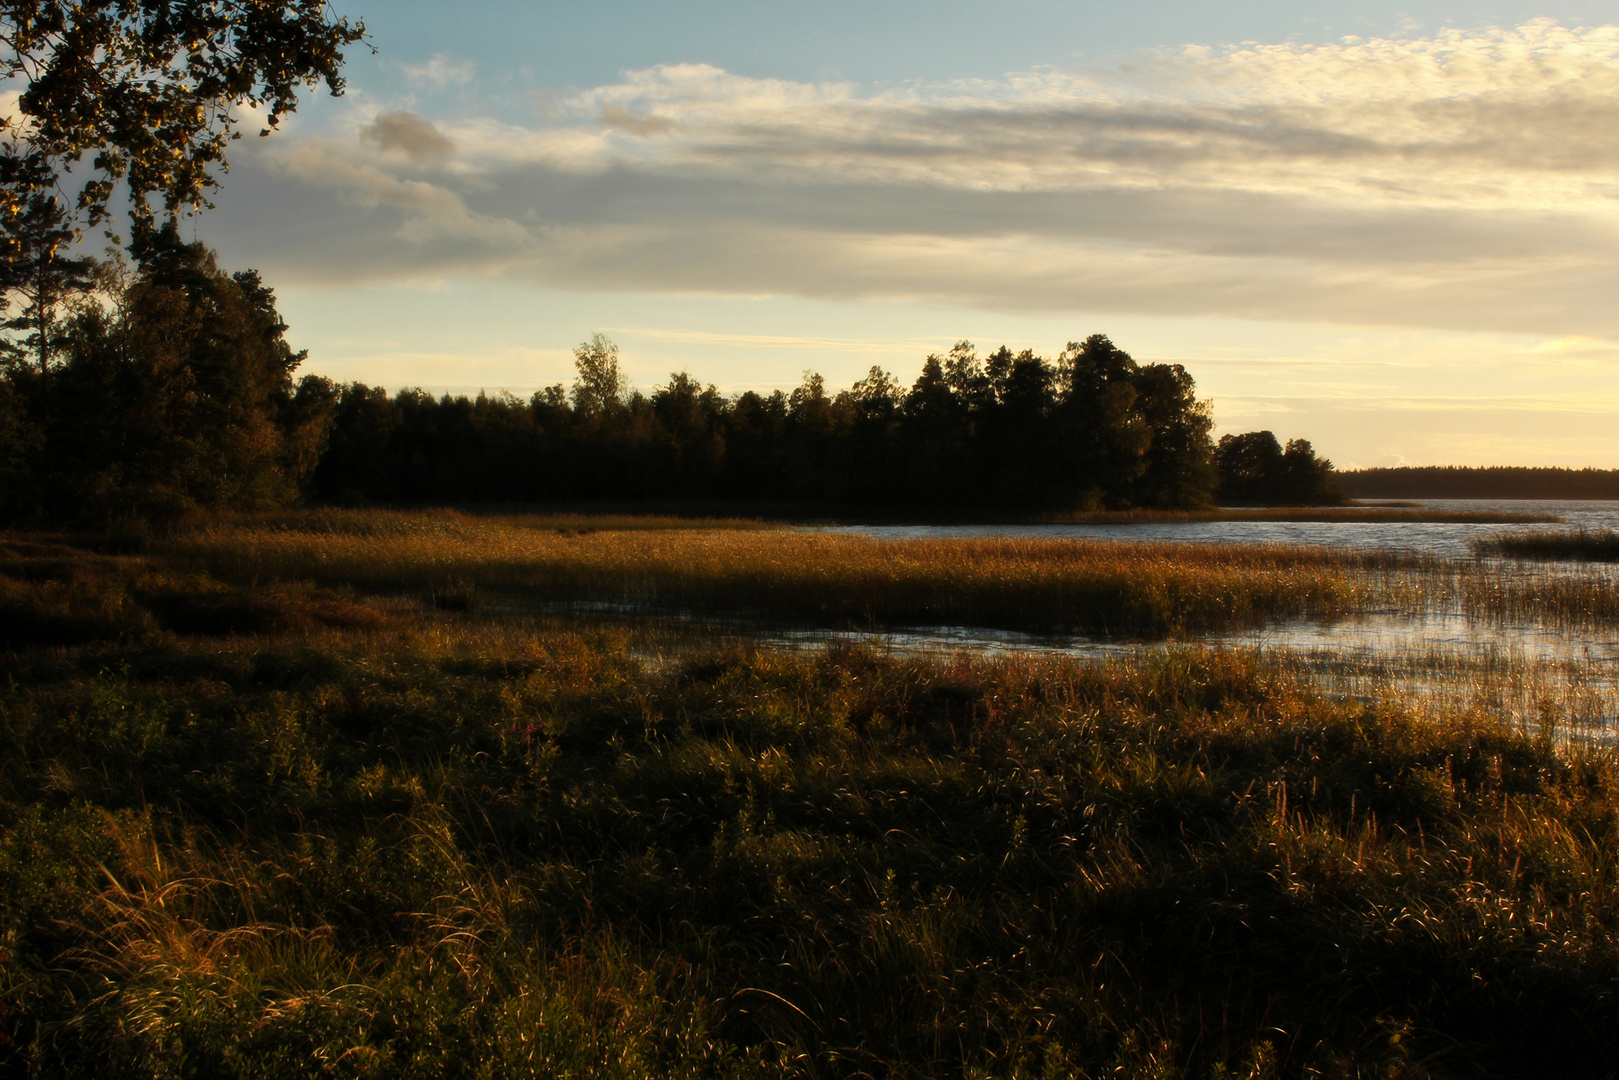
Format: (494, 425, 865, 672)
(0, 177, 98, 375)
(0, 0, 364, 241)
(1132, 362, 1217, 509)
(572, 332, 626, 418)
(1216, 431, 1347, 506)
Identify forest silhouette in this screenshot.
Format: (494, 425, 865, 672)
(1341, 465, 1619, 500)
(0, 239, 1346, 523)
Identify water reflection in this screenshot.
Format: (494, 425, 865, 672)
(528, 501, 1619, 734)
(809, 499, 1619, 734)
(757, 614, 1619, 743)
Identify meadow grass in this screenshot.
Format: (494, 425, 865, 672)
(1, 564, 1618, 1077)
(157, 508, 1619, 635)
(413, 501, 1557, 526)
(1039, 506, 1557, 524)
(17, 508, 1619, 645)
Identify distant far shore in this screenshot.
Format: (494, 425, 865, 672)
(1339, 465, 1619, 500)
(317, 500, 1558, 527)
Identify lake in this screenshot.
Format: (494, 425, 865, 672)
(808, 500, 1619, 737)
(823, 499, 1619, 559)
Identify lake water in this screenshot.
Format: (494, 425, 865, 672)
(809, 500, 1619, 735)
(823, 499, 1619, 559)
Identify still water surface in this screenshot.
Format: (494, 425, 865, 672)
(825, 500, 1619, 559)
(808, 500, 1619, 732)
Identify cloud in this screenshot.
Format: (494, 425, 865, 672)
(600, 105, 676, 137)
(361, 111, 456, 162)
(234, 22, 1619, 337)
(398, 53, 476, 89)
(277, 141, 527, 247)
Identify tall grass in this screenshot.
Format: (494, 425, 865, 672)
(18, 510, 1619, 645)
(161, 508, 1619, 637)
(1459, 561, 1619, 626)
(161, 509, 1419, 636)
(1042, 506, 1558, 524)
(2, 601, 1618, 1076)
(4, 522, 1619, 1074)
(1475, 528, 1619, 562)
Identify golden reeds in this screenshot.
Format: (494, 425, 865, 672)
(163, 510, 1408, 635)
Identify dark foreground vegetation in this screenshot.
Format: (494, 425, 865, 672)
(3, 523, 1619, 1078)
(1341, 466, 1619, 501)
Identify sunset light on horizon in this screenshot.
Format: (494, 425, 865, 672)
(183, 1, 1619, 470)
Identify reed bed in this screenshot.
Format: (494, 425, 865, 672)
(1457, 562, 1619, 627)
(160, 508, 1619, 636)
(1475, 528, 1619, 562)
(1044, 506, 1557, 524)
(1280, 641, 1619, 747)
(162, 509, 1419, 636)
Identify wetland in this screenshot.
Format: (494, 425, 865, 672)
(4, 505, 1619, 1077)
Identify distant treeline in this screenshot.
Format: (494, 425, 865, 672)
(1340, 467, 1619, 500)
(312, 336, 1344, 512)
(0, 236, 1346, 524)
(312, 334, 1228, 511)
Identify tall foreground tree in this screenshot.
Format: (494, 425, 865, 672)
(0, 1, 364, 381)
(0, 183, 96, 374)
(0, 0, 366, 240)
(8, 229, 336, 523)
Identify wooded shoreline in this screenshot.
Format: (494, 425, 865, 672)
(1340, 465, 1619, 500)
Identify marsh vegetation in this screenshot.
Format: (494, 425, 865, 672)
(3, 511, 1619, 1078)
(1474, 528, 1619, 562)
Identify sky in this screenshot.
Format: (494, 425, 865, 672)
(195, 0, 1619, 468)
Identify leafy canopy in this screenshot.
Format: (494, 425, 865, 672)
(0, 0, 366, 240)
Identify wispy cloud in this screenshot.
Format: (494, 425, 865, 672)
(242, 22, 1619, 336)
(398, 53, 477, 89)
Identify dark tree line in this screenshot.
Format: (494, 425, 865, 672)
(309, 335, 1223, 511)
(0, 2, 1352, 524)
(0, 229, 334, 525)
(1340, 466, 1619, 500)
(1215, 430, 1346, 506)
(0, 235, 1356, 523)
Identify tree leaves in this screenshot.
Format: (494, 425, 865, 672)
(0, 0, 366, 240)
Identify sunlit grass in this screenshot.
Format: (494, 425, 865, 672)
(17, 509, 1619, 645)
(1043, 505, 1557, 524)
(5, 519, 1619, 1073)
(158, 508, 1421, 636)
(152, 508, 1619, 638)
